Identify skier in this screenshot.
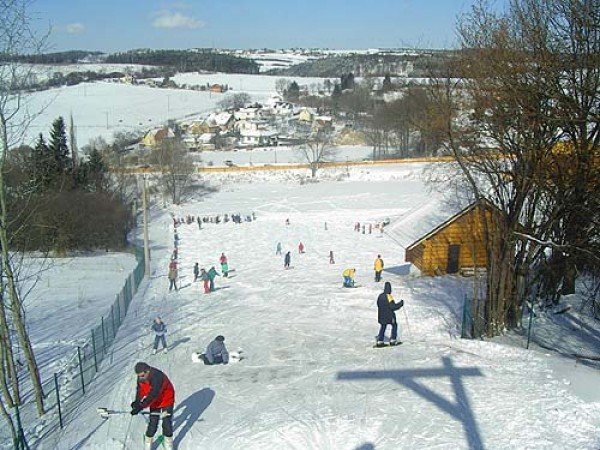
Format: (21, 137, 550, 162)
(298, 242, 305, 254)
(285, 218, 290, 226)
(329, 250, 335, 264)
(374, 254, 384, 282)
(284, 251, 291, 269)
(151, 317, 167, 355)
(324, 222, 328, 230)
(200, 268, 210, 294)
(219, 253, 229, 277)
(168, 265, 178, 292)
(342, 268, 356, 288)
(362, 224, 365, 234)
(130, 362, 175, 450)
(376, 282, 404, 347)
(276, 242, 282, 255)
(207, 266, 220, 292)
(193, 262, 200, 282)
(369, 223, 372, 234)
(202, 335, 229, 365)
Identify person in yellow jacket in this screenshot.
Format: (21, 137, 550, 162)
(342, 268, 356, 288)
(374, 255, 384, 282)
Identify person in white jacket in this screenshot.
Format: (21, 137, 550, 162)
(151, 317, 168, 354)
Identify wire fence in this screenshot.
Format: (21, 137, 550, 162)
(1, 247, 146, 450)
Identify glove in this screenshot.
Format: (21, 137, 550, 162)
(130, 401, 142, 416)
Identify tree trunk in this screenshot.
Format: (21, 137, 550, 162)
(0, 115, 45, 415)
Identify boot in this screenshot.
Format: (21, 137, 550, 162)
(375, 341, 386, 348)
(144, 436, 153, 450)
(163, 347, 168, 354)
(164, 436, 174, 450)
(152, 349, 157, 355)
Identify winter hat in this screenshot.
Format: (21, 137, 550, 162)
(215, 335, 225, 342)
(384, 282, 392, 295)
(134, 362, 151, 373)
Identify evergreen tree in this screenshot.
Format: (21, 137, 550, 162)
(30, 133, 53, 191)
(331, 83, 342, 99)
(382, 74, 393, 92)
(284, 81, 300, 102)
(85, 148, 108, 192)
(48, 116, 70, 173)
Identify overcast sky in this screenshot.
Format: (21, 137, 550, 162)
(32, 0, 501, 52)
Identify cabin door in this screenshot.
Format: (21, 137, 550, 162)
(446, 245, 461, 274)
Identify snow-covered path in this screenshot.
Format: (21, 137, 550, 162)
(49, 165, 600, 450)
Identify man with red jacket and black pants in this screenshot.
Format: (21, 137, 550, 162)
(131, 362, 175, 450)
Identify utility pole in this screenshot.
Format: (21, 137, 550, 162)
(142, 176, 151, 277)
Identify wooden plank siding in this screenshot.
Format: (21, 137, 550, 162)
(406, 203, 497, 276)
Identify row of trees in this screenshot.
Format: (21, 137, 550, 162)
(423, 0, 600, 335)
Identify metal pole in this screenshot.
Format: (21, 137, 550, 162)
(526, 302, 535, 349)
(142, 176, 151, 277)
(101, 316, 106, 354)
(54, 373, 63, 429)
(91, 330, 98, 372)
(110, 305, 115, 339)
(77, 346, 85, 395)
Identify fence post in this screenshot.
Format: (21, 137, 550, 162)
(115, 296, 121, 328)
(461, 295, 469, 339)
(77, 346, 85, 395)
(110, 305, 116, 339)
(91, 329, 98, 372)
(14, 403, 30, 450)
(54, 373, 63, 429)
(101, 316, 106, 354)
(526, 301, 535, 349)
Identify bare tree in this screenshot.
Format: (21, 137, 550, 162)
(297, 129, 335, 177)
(0, 0, 48, 427)
(275, 78, 290, 97)
(149, 138, 195, 204)
(217, 92, 251, 110)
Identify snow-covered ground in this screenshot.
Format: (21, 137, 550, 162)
(17, 253, 138, 383)
(30, 163, 599, 450)
(15, 73, 331, 149)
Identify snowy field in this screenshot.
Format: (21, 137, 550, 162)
(14, 73, 330, 149)
(19, 253, 138, 381)
(31, 163, 599, 450)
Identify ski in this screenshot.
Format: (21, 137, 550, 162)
(372, 342, 403, 348)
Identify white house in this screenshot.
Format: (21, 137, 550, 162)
(239, 128, 278, 147)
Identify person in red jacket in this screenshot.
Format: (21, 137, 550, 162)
(131, 362, 175, 449)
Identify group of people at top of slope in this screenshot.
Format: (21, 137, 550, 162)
(172, 211, 256, 227)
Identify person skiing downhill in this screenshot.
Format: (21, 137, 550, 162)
(284, 251, 291, 269)
(219, 253, 229, 277)
(151, 317, 168, 354)
(376, 282, 404, 347)
(329, 250, 335, 264)
(207, 266, 220, 292)
(374, 254, 384, 282)
(276, 242, 282, 256)
(130, 362, 175, 450)
(298, 242, 305, 254)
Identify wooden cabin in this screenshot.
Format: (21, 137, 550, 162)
(405, 200, 502, 276)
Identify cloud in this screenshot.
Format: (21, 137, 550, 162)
(152, 11, 204, 29)
(65, 23, 85, 35)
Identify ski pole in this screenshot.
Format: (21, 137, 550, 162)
(97, 407, 150, 419)
(402, 306, 412, 339)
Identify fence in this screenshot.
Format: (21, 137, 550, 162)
(2, 247, 146, 450)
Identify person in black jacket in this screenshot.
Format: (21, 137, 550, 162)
(376, 282, 404, 347)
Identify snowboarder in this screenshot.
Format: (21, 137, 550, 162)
(219, 253, 229, 277)
(276, 242, 282, 255)
(298, 242, 305, 254)
(193, 262, 200, 282)
(130, 362, 175, 450)
(151, 317, 167, 354)
(284, 251, 291, 269)
(207, 266, 220, 292)
(200, 268, 210, 294)
(202, 335, 229, 365)
(374, 255, 384, 282)
(342, 268, 356, 288)
(168, 265, 178, 292)
(376, 282, 404, 347)
(329, 250, 335, 264)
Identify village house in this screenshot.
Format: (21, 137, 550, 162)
(209, 84, 226, 93)
(141, 127, 175, 148)
(206, 112, 234, 132)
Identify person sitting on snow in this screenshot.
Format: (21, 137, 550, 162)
(202, 335, 229, 365)
(342, 268, 356, 288)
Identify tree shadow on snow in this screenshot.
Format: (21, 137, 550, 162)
(383, 264, 411, 276)
(338, 357, 485, 450)
(69, 419, 108, 449)
(212, 286, 230, 292)
(355, 444, 375, 450)
(174, 387, 215, 446)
